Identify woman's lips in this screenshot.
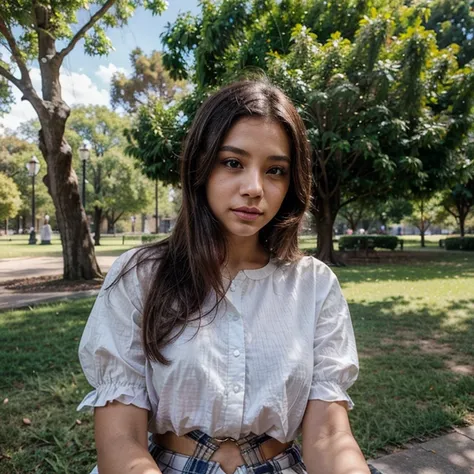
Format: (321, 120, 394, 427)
(232, 210, 262, 221)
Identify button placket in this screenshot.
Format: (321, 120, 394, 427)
(224, 277, 245, 436)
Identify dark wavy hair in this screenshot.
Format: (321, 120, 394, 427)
(116, 80, 311, 364)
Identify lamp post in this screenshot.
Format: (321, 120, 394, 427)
(26, 155, 40, 244)
(79, 141, 90, 209)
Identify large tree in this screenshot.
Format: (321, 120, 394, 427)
(140, 0, 474, 263)
(0, 0, 167, 279)
(110, 48, 185, 113)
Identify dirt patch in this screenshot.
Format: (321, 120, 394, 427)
(1, 275, 103, 293)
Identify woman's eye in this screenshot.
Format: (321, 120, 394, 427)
(223, 159, 242, 169)
(268, 167, 286, 176)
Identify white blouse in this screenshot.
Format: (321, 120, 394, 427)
(77, 249, 359, 443)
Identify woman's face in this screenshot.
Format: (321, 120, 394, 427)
(206, 116, 291, 242)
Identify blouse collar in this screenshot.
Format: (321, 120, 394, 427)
(233, 257, 278, 281)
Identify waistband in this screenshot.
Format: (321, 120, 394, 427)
(151, 430, 295, 467)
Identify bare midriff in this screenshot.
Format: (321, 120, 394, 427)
(152, 432, 292, 474)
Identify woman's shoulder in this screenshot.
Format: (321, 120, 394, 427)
(276, 254, 336, 281)
(105, 244, 166, 296)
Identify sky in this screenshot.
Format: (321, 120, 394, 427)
(0, 1, 200, 133)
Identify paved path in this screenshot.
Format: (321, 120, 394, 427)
(1, 256, 473, 473)
(368, 426, 474, 473)
(0, 255, 117, 283)
(0, 255, 117, 310)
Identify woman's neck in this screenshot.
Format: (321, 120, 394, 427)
(223, 235, 269, 279)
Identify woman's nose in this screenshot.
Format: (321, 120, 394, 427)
(240, 170, 263, 198)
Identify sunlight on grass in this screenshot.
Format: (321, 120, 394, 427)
(1, 254, 473, 471)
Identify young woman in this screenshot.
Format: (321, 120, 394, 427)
(77, 80, 371, 474)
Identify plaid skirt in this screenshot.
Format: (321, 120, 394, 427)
(149, 430, 307, 474)
(88, 430, 383, 474)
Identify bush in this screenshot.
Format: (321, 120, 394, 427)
(141, 234, 162, 244)
(439, 239, 445, 248)
(338, 235, 399, 251)
(444, 237, 474, 251)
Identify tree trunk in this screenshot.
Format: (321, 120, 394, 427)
(312, 193, 340, 264)
(420, 230, 425, 248)
(94, 206, 102, 246)
(107, 212, 115, 233)
(420, 200, 425, 248)
(39, 128, 101, 280)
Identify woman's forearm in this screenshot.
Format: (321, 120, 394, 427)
(97, 435, 162, 474)
(303, 431, 370, 474)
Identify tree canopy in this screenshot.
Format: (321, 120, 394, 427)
(0, 0, 167, 279)
(130, 0, 474, 262)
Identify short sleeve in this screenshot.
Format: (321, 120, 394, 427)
(308, 267, 359, 409)
(77, 250, 151, 413)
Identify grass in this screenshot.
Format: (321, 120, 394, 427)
(0, 234, 165, 259)
(1, 233, 463, 259)
(0, 253, 473, 472)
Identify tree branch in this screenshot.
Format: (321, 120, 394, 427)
(0, 63, 23, 92)
(58, 0, 116, 60)
(0, 15, 33, 88)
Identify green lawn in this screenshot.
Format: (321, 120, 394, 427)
(0, 253, 473, 473)
(0, 234, 164, 259)
(0, 233, 462, 259)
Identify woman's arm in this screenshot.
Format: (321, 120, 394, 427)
(95, 401, 162, 474)
(302, 400, 370, 474)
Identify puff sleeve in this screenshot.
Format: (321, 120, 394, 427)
(77, 250, 151, 413)
(308, 266, 359, 409)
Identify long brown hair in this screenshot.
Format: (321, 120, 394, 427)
(117, 80, 311, 364)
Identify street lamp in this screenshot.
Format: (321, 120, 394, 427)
(79, 141, 90, 208)
(25, 155, 40, 244)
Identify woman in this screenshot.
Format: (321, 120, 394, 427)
(78, 80, 371, 474)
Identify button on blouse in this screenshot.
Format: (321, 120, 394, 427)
(77, 249, 359, 443)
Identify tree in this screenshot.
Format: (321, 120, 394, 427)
(424, 0, 474, 67)
(404, 195, 445, 246)
(0, 172, 21, 223)
(442, 181, 474, 236)
(110, 48, 185, 113)
(67, 105, 130, 245)
(0, 0, 167, 279)
(97, 151, 152, 233)
(0, 135, 54, 230)
(153, 0, 474, 263)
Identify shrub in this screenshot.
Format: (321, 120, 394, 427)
(439, 239, 445, 248)
(338, 235, 399, 251)
(444, 237, 474, 251)
(141, 234, 162, 244)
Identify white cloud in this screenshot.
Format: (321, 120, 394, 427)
(0, 67, 110, 132)
(95, 63, 128, 84)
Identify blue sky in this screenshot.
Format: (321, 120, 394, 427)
(0, 1, 200, 132)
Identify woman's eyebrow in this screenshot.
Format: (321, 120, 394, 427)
(219, 145, 290, 163)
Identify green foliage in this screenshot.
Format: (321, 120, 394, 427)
(338, 235, 399, 251)
(141, 234, 164, 243)
(110, 48, 186, 113)
(445, 236, 474, 251)
(64, 105, 152, 219)
(425, 0, 474, 67)
(0, 172, 22, 220)
(124, 99, 182, 184)
(0, 136, 54, 220)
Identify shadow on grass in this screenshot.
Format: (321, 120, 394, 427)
(1, 295, 473, 469)
(335, 252, 474, 283)
(0, 299, 97, 474)
(348, 296, 474, 457)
